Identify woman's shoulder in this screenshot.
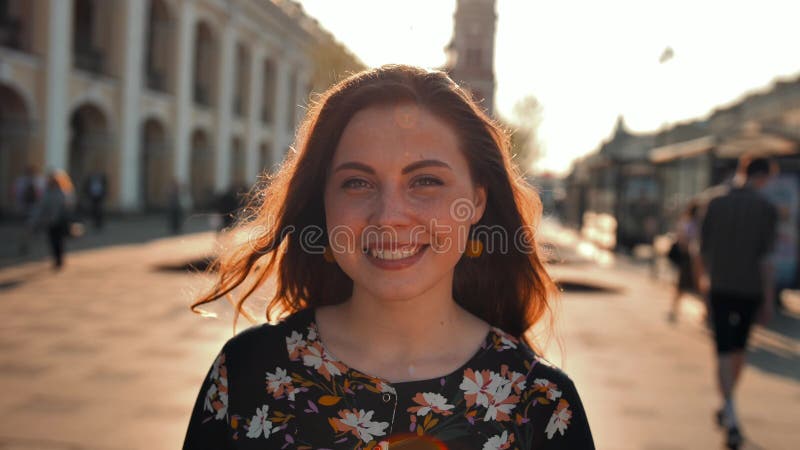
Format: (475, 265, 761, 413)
(484, 326, 577, 387)
(218, 308, 315, 366)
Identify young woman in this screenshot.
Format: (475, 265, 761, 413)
(30, 169, 76, 269)
(183, 65, 594, 449)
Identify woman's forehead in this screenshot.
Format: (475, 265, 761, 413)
(332, 103, 463, 168)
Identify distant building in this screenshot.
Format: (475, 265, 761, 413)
(443, 0, 496, 116)
(0, 0, 362, 216)
(565, 75, 800, 255)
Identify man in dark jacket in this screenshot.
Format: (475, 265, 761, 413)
(700, 156, 777, 448)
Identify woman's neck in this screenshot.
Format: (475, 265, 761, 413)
(316, 282, 489, 379)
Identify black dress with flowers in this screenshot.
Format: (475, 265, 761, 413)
(183, 308, 594, 449)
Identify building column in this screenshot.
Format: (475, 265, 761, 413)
(245, 46, 265, 183)
(118, 0, 147, 211)
(273, 57, 292, 164)
(44, 0, 73, 171)
(214, 24, 236, 192)
(294, 68, 311, 130)
(173, 3, 195, 195)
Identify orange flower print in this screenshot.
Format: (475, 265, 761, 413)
(407, 392, 455, 416)
(301, 341, 347, 381)
(545, 399, 572, 439)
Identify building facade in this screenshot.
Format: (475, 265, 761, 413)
(0, 0, 362, 215)
(444, 0, 496, 116)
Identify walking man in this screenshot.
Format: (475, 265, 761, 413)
(699, 156, 777, 449)
(84, 169, 107, 230)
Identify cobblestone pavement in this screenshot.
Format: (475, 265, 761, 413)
(0, 221, 797, 449)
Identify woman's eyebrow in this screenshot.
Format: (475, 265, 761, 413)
(401, 159, 452, 174)
(333, 159, 452, 175)
(333, 162, 375, 174)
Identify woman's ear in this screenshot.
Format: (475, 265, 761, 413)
(471, 185, 487, 224)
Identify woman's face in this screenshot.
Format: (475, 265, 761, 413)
(324, 102, 486, 303)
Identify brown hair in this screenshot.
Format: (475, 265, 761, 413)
(192, 65, 557, 348)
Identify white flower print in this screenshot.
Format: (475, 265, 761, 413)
(307, 324, 318, 341)
(246, 404, 275, 439)
(203, 383, 217, 414)
(484, 380, 517, 422)
(507, 370, 527, 393)
(545, 399, 573, 439)
(286, 331, 306, 359)
(534, 378, 562, 401)
(334, 409, 390, 443)
(265, 367, 296, 400)
(483, 430, 514, 450)
(492, 327, 519, 350)
(377, 381, 396, 395)
(408, 392, 455, 416)
(302, 342, 345, 380)
(460, 368, 492, 408)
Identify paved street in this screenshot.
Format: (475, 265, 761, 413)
(0, 218, 798, 449)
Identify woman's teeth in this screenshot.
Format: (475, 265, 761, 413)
(369, 246, 422, 260)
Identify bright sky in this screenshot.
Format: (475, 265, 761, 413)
(297, 0, 800, 175)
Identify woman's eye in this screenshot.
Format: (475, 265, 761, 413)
(412, 176, 444, 187)
(342, 178, 371, 189)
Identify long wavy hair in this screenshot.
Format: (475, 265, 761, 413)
(192, 65, 557, 349)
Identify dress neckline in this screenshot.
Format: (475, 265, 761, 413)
(304, 307, 495, 387)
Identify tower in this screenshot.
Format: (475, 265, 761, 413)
(444, 0, 497, 116)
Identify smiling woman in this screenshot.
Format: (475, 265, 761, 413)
(183, 65, 595, 449)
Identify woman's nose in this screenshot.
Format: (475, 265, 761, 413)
(369, 187, 414, 227)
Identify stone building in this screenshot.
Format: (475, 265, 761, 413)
(443, 0, 496, 116)
(0, 0, 362, 216)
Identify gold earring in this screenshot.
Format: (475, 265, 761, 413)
(323, 246, 336, 263)
(465, 239, 483, 258)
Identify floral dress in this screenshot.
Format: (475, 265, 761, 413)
(183, 308, 594, 449)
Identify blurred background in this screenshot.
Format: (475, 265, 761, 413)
(0, 0, 798, 449)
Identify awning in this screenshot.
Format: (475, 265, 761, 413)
(650, 136, 715, 164)
(714, 133, 798, 159)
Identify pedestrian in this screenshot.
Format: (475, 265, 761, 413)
(183, 65, 594, 448)
(13, 165, 45, 255)
(699, 156, 777, 449)
(668, 201, 701, 323)
(167, 178, 186, 235)
(83, 168, 107, 230)
(29, 169, 76, 270)
(216, 184, 241, 232)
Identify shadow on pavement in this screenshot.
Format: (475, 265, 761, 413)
(555, 279, 623, 295)
(0, 265, 51, 291)
(0, 214, 215, 269)
(747, 309, 800, 382)
(153, 257, 215, 273)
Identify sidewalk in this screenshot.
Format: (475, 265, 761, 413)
(0, 223, 797, 449)
(0, 213, 217, 268)
(540, 220, 800, 449)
